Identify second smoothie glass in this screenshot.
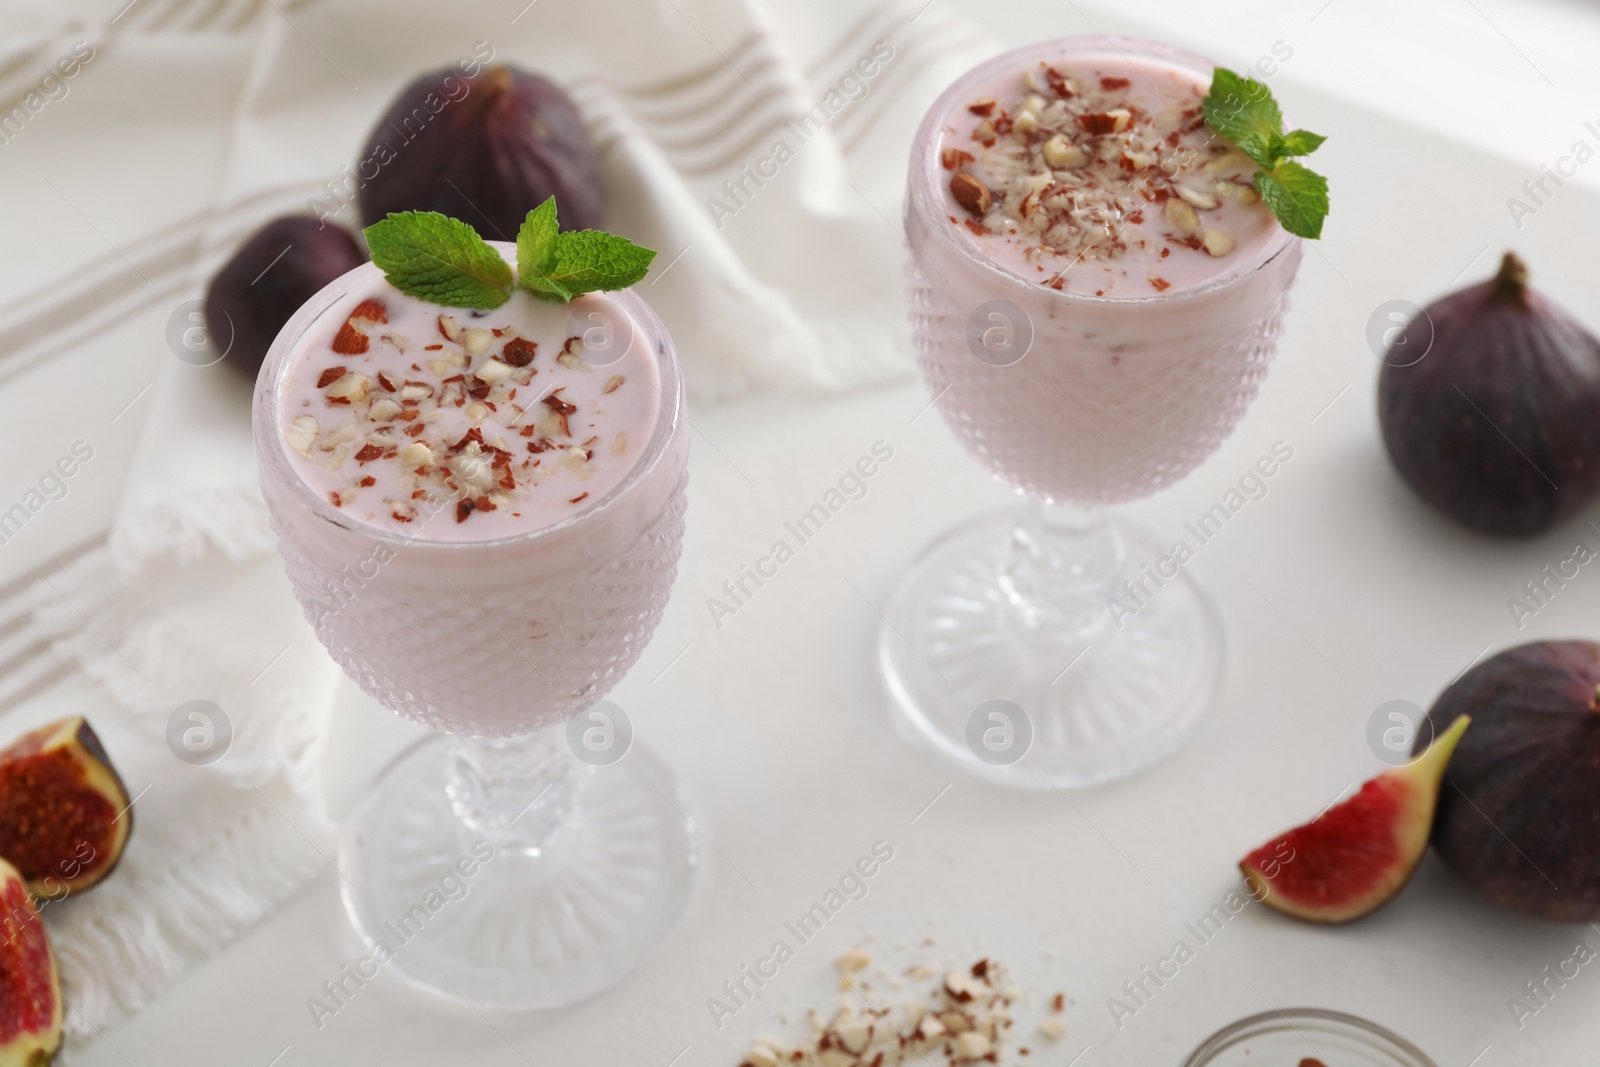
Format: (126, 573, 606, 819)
(253, 252, 693, 1008)
(889, 36, 1303, 788)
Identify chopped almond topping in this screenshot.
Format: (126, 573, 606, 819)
(331, 299, 387, 355)
(941, 147, 976, 171)
(502, 337, 538, 367)
(950, 173, 992, 217)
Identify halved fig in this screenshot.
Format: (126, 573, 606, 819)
(0, 718, 131, 900)
(0, 855, 62, 1065)
(1239, 716, 1469, 923)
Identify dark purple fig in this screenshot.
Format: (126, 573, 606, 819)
(204, 216, 367, 377)
(1378, 252, 1600, 536)
(1417, 640, 1600, 920)
(356, 65, 604, 239)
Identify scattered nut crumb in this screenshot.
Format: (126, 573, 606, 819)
(835, 949, 872, 974)
(737, 953, 1046, 1067)
(954, 1031, 992, 1061)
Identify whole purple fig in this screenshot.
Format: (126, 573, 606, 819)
(1378, 253, 1600, 535)
(357, 65, 604, 239)
(1418, 640, 1600, 920)
(203, 216, 367, 377)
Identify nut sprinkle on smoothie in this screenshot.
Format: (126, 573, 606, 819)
(278, 290, 657, 539)
(273, 199, 660, 542)
(936, 57, 1325, 296)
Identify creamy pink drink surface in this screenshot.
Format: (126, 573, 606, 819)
(907, 38, 1303, 505)
(273, 262, 660, 543)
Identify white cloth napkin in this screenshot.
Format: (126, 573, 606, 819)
(0, 0, 992, 1046)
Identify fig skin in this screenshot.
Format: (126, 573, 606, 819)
(204, 216, 367, 377)
(1418, 640, 1600, 920)
(1377, 253, 1600, 536)
(0, 717, 133, 901)
(357, 65, 604, 239)
(0, 856, 62, 1066)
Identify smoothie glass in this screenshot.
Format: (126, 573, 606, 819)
(253, 254, 693, 1008)
(890, 36, 1303, 788)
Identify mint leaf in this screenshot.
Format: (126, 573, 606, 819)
(1233, 132, 1276, 170)
(364, 212, 512, 309)
(520, 273, 573, 302)
(1202, 68, 1281, 150)
(1254, 160, 1329, 239)
(548, 231, 656, 292)
(515, 197, 559, 285)
(1201, 68, 1330, 240)
(1277, 129, 1327, 157)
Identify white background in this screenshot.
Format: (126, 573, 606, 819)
(34, 0, 1600, 1063)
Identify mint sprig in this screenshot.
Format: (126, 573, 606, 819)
(362, 201, 656, 308)
(1201, 68, 1329, 240)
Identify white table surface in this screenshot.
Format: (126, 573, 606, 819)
(25, 0, 1600, 1063)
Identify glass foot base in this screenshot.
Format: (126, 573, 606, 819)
(338, 735, 696, 1010)
(879, 507, 1223, 789)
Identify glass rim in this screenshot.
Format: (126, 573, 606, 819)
(251, 247, 684, 553)
(1181, 1007, 1438, 1067)
(907, 33, 1302, 306)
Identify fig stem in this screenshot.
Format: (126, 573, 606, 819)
(1591, 683, 1600, 712)
(1492, 252, 1529, 304)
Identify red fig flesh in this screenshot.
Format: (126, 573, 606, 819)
(1378, 252, 1600, 535)
(1420, 640, 1600, 920)
(1241, 716, 1469, 923)
(0, 856, 62, 1065)
(0, 718, 131, 900)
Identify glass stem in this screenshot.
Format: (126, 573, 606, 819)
(445, 725, 579, 853)
(998, 499, 1125, 640)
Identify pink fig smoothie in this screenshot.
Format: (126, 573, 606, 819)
(906, 38, 1303, 505)
(254, 247, 687, 737)
(271, 265, 660, 542)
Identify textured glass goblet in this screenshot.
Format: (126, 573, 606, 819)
(253, 260, 692, 1009)
(890, 36, 1303, 788)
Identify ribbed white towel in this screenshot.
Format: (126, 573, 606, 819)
(0, 0, 992, 1047)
